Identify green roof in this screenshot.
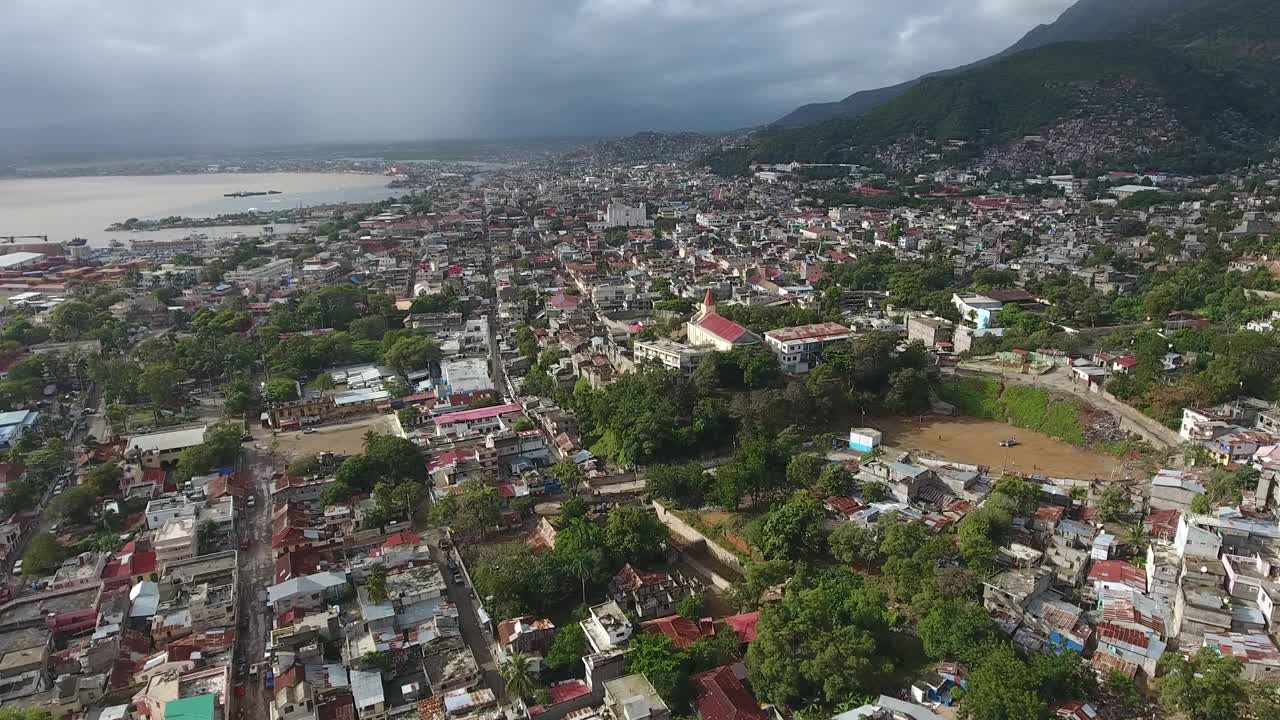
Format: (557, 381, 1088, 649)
(165, 694, 216, 720)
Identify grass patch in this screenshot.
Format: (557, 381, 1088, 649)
(936, 379, 1087, 446)
(935, 377, 1005, 420)
(999, 385, 1086, 446)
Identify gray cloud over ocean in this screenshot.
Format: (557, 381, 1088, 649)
(0, 0, 1074, 151)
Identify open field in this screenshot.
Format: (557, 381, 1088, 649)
(878, 415, 1122, 481)
(269, 414, 401, 457)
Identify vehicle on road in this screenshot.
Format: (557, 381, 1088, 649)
(451, 570, 464, 585)
(302, 428, 317, 434)
(998, 439, 1019, 447)
(264, 671, 274, 690)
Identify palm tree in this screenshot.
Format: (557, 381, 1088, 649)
(501, 653, 537, 702)
(1124, 523, 1148, 551)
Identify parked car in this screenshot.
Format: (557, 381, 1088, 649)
(302, 428, 317, 434)
(452, 570, 464, 585)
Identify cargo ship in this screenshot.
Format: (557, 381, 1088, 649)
(224, 190, 283, 197)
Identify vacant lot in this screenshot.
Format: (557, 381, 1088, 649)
(271, 414, 401, 457)
(878, 416, 1121, 481)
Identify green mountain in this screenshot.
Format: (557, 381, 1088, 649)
(774, 0, 1192, 128)
(712, 0, 1280, 175)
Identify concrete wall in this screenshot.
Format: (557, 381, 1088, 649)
(1102, 391, 1181, 449)
(652, 501, 744, 576)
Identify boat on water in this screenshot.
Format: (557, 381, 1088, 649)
(224, 190, 283, 198)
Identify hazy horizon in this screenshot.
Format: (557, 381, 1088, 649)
(3, 0, 1075, 154)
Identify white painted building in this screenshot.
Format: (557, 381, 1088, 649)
(764, 322, 853, 374)
(603, 202, 650, 228)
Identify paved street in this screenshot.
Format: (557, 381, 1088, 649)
(429, 532, 506, 701)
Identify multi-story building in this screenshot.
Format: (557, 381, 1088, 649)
(603, 202, 649, 228)
(905, 314, 955, 349)
(633, 339, 712, 375)
(126, 426, 208, 469)
(764, 323, 853, 374)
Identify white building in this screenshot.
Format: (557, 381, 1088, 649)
(764, 322, 853, 374)
(440, 357, 494, 396)
(603, 202, 650, 228)
(634, 339, 712, 375)
(685, 291, 760, 352)
(145, 496, 197, 530)
(127, 426, 208, 469)
(951, 293, 1004, 330)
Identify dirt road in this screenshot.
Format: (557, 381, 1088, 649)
(236, 442, 278, 720)
(878, 416, 1122, 480)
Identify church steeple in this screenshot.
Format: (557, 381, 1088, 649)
(700, 288, 716, 319)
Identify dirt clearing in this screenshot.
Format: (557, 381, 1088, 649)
(270, 414, 401, 458)
(877, 416, 1121, 480)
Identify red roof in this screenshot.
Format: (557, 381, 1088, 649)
(694, 667, 767, 720)
(640, 615, 713, 649)
(1114, 356, 1138, 368)
(381, 532, 420, 549)
(547, 680, 591, 705)
(696, 314, 751, 343)
(1097, 622, 1151, 650)
(724, 612, 760, 643)
(1088, 560, 1146, 590)
(547, 292, 580, 309)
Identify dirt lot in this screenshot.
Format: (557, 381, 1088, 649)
(269, 414, 401, 458)
(687, 510, 755, 556)
(878, 416, 1121, 481)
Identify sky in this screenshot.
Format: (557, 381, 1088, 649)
(0, 0, 1076, 152)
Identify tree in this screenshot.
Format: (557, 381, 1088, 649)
(676, 593, 706, 620)
(311, 373, 337, 392)
(383, 335, 442, 374)
(502, 653, 538, 702)
(885, 368, 930, 413)
(747, 568, 893, 706)
(861, 481, 889, 502)
(383, 377, 411, 398)
(759, 492, 828, 564)
(819, 464, 855, 497)
(288, 454, 322, 477)
(786, 454, 827, 492)
(140, 361, 182, 419)
(957, 505, 1010, 572)
(22, 532, 67, 576)
(263, 378, 299, 403)
(49, 301, 97, 341)
(646, 463, 708, 507)
(197, 520, 220, 553)
(1158, 647, 1248, 720)
(992, 475, 1041, 516)
(730, 559, 792, 611)
(918, 600, 999, 665)
(454, 481, 500, 536)
(603, 505, 666, 564)
(1030, 651, 1095, 704)
(372, 480, 425, 522)
(829, 523, 882, 568)
(84, 462, 123, 497)
(627, 633, 691, 708)
(1097, 484, 1131, 523)
(555, 518, 607, 603)
(364, 434, 429, 483)
(50, 485, 98, 525)
(544, 623, 587, 672)
(552, 460, 586, 495)
(367, 563, 389, 603)
(956, 644, 1046, 720)
(360, 651, 395, 675)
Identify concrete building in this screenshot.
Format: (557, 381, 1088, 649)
(603, 202, 649, 228)
(127, 426, 208, 469)
(633, 339, 712, 375)
(764, 323, 852, 374)
(906, 314, 955, 349)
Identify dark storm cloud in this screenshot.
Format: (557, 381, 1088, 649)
(0, 0, 1074, 149)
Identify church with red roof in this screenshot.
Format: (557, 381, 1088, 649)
(686, 290, 761, 352)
